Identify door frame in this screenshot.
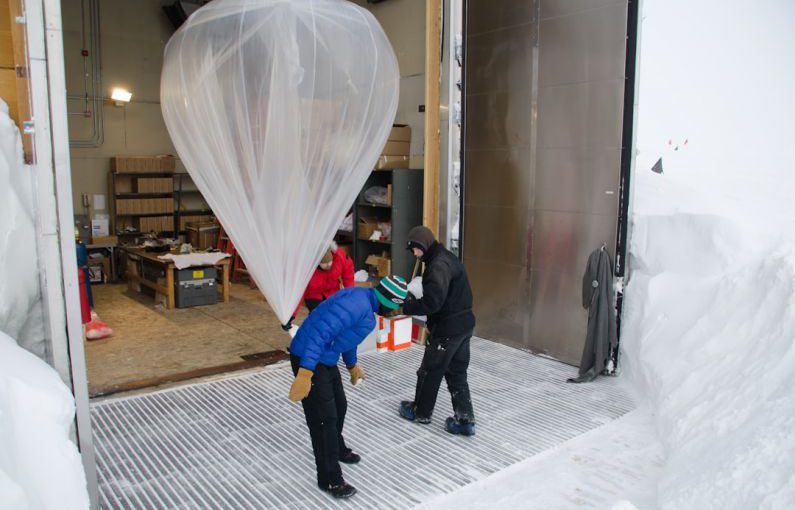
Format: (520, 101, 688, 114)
(612, 0, 642, 369)
(24, 0, 99, 506)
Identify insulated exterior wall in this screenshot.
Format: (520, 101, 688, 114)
(464, 0, 627, 364)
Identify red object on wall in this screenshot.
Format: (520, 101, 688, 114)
(77, 267, 91, 324)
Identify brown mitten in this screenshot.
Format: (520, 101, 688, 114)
(289, 368, 313, 401)
(348, 364, 365, 386)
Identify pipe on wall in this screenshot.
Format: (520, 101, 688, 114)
(68, 0, 103, 148)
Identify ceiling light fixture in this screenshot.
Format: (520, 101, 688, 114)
(110, 88, 132, 106)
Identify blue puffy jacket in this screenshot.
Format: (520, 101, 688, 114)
(289, 287, 379, 371)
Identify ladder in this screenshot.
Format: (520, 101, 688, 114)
(216, 224, 256, 288)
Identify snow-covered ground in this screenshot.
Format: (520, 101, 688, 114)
(418, 409, 664, 510)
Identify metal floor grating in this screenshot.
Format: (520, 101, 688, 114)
(91, 338, 634, 509)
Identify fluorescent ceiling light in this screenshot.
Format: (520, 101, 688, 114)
(111, 88, 132, 104)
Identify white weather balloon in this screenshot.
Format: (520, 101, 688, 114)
(161, 0, 399, 324)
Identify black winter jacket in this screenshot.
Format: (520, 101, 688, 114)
(403, 241, 475, 337)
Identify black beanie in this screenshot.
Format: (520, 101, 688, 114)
(406, 225, 435, 252)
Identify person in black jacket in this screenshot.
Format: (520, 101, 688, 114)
(398, 226, 477, 436)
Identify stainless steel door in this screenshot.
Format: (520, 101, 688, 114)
(463, 0, 628, 365)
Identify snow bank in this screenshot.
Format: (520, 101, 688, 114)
(0, 100, 45, 358)
(0, 331, 89, 510)
(622, 202, 795, 509)
(623, 0, 795, 504)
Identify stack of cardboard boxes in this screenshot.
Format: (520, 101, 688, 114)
(139, 216, 174, 233)
(375, 124, 411, 170)
(111, 156, 178, 235)
(111, 155, 176, 173)
(137, 177, 173, 192)
(116, 198, 173, 215)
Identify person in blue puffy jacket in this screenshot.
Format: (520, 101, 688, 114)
(287, 275, 408, 499)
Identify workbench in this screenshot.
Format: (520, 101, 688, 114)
(124, 247, 230, 309)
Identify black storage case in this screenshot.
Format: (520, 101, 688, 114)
(175, 266, 218, 308)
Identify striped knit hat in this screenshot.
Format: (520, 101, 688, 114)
(374, 275, 409, 310)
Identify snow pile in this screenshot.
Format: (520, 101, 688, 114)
(623, 0, 795, 504)
(0, 331, 89, 510)
(622, 176, 795, 509)
(0, 100, 44, 357)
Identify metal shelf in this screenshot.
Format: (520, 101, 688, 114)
(358, 202, 391, 209)
(359, 237, 392, 245)
(116, 212, 173, 217)
(115, 192, 173, 198)
(179, 209, 213, 215)
(354, 169, 423, 279)
(112, 172, 177, 177)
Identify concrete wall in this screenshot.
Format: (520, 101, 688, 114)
(64, 0, 427, 215)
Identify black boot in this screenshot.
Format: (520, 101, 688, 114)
(399, 400, 431, 424)
(339, 450, 361, 464)
(320, 482, 357, 499)
(445, 417, 476, 436)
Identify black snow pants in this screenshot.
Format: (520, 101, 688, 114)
(413, 332, 475, 422)
(290, 355, 352, 487)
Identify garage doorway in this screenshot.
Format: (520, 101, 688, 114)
(461, 0, 635, 365)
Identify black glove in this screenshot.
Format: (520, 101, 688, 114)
(281, 316, 295, 332)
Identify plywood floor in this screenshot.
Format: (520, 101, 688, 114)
(86, 283, 306, 397)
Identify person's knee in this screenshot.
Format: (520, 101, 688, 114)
(307, 400, 338, 424)
(309, 412, 338, 428)
(445, 377, 464, 391)
(445, 370, 469, 386)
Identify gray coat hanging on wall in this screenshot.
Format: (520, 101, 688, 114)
(568, 246, 617, 383)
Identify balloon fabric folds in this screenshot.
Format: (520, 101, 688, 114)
(161, 0, 399, 324)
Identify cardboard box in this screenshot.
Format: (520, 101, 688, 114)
(377, 315, 412, 352)
(87, 256, 110, 283)
(91, 235, 118, 246)
(358, 217, 378, 240)
(412, 318, 429, 346)
(381, 140, 410, 157)
(138, 177, 173, 193)
(87, 265, 104, 283)
(111, 155, 176, 173)
(375, 155, 410, 170)
(365, 254, 391, 278)
(389, 124, 411, 143)
(186, 222, 219, 250)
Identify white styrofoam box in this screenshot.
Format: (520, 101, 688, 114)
(377, 315, 412, 353)
(388, 316, 412, 351)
